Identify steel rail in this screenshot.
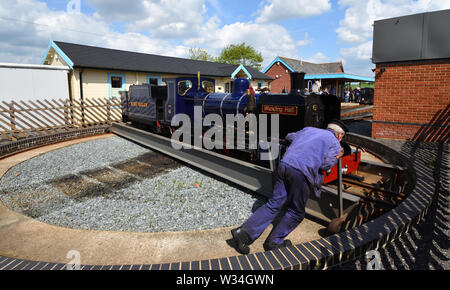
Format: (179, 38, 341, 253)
(340, 112, 373, 121)
(340, 105, 373, 114)
(111, 122, 274, 197)
(342, 178, 406, 197)
(111, 122, 359, 222)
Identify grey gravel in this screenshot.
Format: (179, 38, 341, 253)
(0, 136, 264, 233)
(0, 137, 149, 189)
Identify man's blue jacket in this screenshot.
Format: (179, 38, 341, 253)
(281, 127, 342, 198)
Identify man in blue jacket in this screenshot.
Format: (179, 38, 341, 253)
(231, 120, 348, 254)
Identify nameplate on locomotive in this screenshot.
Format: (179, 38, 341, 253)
(130, 102, 148, 108)
(262, 105, 298, 116)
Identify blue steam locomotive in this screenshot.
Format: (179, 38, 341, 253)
(120, 72, 341, 143)
(120, 72, 363, 187)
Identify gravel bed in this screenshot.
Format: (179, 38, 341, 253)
(0, 136, 264, 233)
(0, 137, 149, 189)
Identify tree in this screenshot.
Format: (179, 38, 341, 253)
(216, 43, 264, 70)
(189, 48, 216, 62)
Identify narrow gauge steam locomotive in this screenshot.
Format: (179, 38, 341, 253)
(120, 72, 361, 184)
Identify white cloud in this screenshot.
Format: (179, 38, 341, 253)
(85, 0, 148, 21)
(305, 52, 330, 63)
(87, 0, 207, 38)
(255, 0, 331, 23)
(296, 32, 312, 47)
(340, 41, 374, 75)
(0, 0, 191, 64)
(341, 41, 372, 61)
(0, 0, 306, 71)
(337, 0, 450, 44)
(184, 19, 300, 68)
(336, 0, 450, 75)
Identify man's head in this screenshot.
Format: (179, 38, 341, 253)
(327, 120, 348, 142)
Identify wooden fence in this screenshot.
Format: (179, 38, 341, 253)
(0, 97, 122, 141)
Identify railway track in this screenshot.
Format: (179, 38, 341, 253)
(111, 122, 407, 231)
(341, 105, 373, 120)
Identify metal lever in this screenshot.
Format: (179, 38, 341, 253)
(337, 158, 343, 218)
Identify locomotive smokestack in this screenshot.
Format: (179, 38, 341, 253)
(290, 72, 306, 95)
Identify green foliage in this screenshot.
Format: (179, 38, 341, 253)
(348, 82, 374, 90)
(216, 43, 264, 70)
(189, 48, 216, 62)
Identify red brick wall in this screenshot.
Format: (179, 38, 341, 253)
(265, 62, 291, 93)
(372, 60, 450, 142)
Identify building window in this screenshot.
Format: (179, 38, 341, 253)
(147, 75, 162, 86)
(111, 77, 123, 88)
(257, 81, 263, 89)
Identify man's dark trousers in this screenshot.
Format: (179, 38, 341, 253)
(241, 162, 311, 245)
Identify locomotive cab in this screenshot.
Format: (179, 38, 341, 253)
(256, 72, 341, 139)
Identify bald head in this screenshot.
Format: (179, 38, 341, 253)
(327, 123, 345, 142)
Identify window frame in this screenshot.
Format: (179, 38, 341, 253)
(201, 80, 215, 93)
(177, 80, 193, 96)
(108, 72, 127, 98)
(146, 75, 162, 86)
(111, 76, 123, 88)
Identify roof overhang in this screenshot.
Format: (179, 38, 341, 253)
(262, 56, 295, 74)
(42, 40, 74, 69)
(304, 73, 374, 82)
(231, 64, 253, 80)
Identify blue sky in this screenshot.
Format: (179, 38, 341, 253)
(1, 0, 449, 77)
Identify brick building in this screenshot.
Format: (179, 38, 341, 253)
(263, 56, 374, 98)
(371, 10, 450, 142)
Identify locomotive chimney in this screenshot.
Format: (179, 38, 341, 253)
(290, 72, 306, 95)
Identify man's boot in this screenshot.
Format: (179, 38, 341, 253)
(263, 239, 292, 251)
(231, 227, 252, 255)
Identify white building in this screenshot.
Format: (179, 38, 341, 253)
(0, 63, 70, 102)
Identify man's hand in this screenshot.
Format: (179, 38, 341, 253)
(336, 147, 344, 159)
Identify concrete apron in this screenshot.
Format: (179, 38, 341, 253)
(0, 134, 324, 266)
